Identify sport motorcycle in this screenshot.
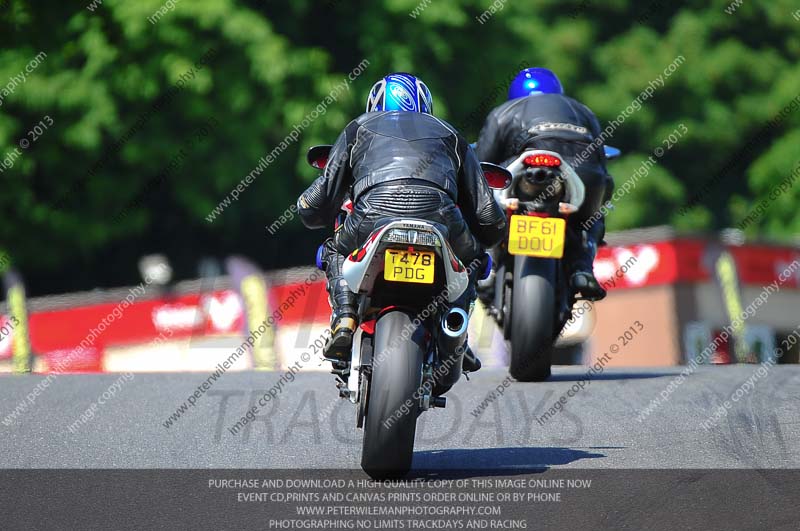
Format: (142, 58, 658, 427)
(307, 145, 511, 478)
(486, 145, 620, 381)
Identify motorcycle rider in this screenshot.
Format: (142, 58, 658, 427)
(476, 67, 613, 300)
(297, 73, 507, 366)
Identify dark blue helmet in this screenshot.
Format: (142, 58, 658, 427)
(508, 67, 563, 99)
(366, 73, 433, 114)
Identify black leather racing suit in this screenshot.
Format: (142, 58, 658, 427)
(298, 110, 506, 326)
(475, 93, 614, 292)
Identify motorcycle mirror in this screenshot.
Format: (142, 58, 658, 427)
(306, 144, 333, 169)
(480, 162, 512, 190)
(604, 145, 622, 160)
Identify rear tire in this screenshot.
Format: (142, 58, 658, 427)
(509, 256, 556, 382)
(361, 311, 424, 479)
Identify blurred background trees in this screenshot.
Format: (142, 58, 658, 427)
(1, 0, 798, 294)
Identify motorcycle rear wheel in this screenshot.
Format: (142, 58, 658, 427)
(509, 256, 556, 382)
(361, 311, 424, 479)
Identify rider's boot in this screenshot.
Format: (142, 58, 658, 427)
(567, 219, 607, 301)
(325, 285, 358, 362)
(462, 345, 482, 373)
(320, 240, 358, 362)
(455, 257, 490, 373)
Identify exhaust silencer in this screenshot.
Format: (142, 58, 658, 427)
(435, 307, 470, 389)
(518, 168, 564, 202)
(443, 307, 469, 337)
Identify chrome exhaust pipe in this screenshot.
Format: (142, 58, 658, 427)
(442, 307, 469, 338)
(436, 307, 470, 389)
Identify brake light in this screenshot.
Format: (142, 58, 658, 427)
(524, 154, 561, 167)
(384, 228, 440, 246)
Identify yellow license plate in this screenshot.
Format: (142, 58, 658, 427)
(508, 215, 566, 258)
(384, 249, 435, 284)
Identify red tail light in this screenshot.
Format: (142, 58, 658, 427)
(524, 154, 561, 167)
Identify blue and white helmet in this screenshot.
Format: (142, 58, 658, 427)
(366, 73, 433, 114)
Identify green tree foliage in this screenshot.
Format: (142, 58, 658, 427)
(0, 0, 798, 292)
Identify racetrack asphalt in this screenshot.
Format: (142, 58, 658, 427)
(2, 365, 798, 470)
